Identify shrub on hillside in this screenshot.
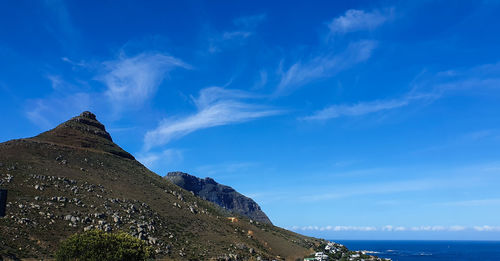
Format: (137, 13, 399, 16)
(56, 230, 154, 261)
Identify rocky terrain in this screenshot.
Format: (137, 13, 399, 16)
(165, 171, 272, 225)
(0, 111, 324, 260)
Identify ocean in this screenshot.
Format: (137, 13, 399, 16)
(335, 240, 500, 261)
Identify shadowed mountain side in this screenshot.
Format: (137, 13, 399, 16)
(165, 171, 273, 225)
(0, 111, 322, 260)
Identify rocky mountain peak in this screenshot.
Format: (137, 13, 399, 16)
(165, 171, 272, 224)
(32, 111, 134, 160)
(80, 111, 97, 120)
(64, 111, 112, 141)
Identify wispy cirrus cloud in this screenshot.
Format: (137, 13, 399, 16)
(25, 51, 189, 128)
(302, 93, 434, 120)
(304, 98, 410, 120)
(304, 62, 500, 121)
(274, 8, 394, 95)
(143, 86, 283, 151)
(277, 40, 377, 94)
(100, 52, 191, 112)
(329, 8, 394, 34)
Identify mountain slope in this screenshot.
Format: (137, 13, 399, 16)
(0, 111, 322, 260)
(165, 171, 272, 225)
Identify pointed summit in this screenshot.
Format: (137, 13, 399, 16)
(63, 111, 113, 141)
(33, 111, 134, 159)
(36, 110, 112, 142)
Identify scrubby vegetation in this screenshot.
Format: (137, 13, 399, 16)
(56, 230, 153, 261)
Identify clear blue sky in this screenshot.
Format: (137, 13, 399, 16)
(2, 0, 500, 240)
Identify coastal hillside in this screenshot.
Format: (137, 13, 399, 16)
(165, 171, 272, 224)
(0, 111, 323, 260)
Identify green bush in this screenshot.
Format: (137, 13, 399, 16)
(56, 230, 154, 261)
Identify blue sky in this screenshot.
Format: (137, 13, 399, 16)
(2, 0, 500, 240)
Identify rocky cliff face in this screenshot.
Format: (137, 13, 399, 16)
(165, 171, 272, 224)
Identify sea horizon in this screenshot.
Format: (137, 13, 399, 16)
(331, 239, 500, 242)
(333, 240, 500, 261)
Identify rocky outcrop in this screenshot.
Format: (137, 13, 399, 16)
(33, 111, 134, 160)
(65, 111, 113, 141)
(165, 172, 272, 224)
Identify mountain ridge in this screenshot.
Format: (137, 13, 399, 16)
(165, 171, 272, 225)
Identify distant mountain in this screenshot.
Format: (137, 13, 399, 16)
(165, 171, 272, 224)
(0, 111, 322, 260)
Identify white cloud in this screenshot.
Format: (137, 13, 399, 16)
(292, 225, 477, 232)
(474, 226, 500, 232)
(449, 225, 467, 231)
(329, 8, 393, 34)
(303, 92, 437, 121)
(101, 52, 190, 112)
(303, 98, 410, 120)
(277, 40, 377, 94)
(193, 86, 255, 108)
(382, 225, 407, 231)
(410, 226, 446, 231)
(143, 87, 283, 150)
